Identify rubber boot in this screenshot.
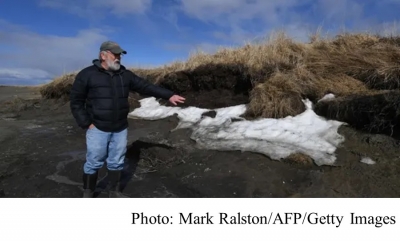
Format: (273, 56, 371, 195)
(82, 172, 98, 198)
(107, 170, 129, 198)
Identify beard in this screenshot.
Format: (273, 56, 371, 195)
(106, 59, 121, 71)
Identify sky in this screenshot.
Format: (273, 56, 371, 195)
(1, 0, 400, 86)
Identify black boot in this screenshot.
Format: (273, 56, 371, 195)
(107, 170, 129, 198)
(82, 172, 98, 198)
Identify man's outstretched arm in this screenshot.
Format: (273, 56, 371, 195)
(70, 72, 92, 129)
(129, 72, 185, 105)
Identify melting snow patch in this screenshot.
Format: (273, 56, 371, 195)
(128, 97, 346, 166)
(318, 93, 336, 102)
(360, 157, 376, 165)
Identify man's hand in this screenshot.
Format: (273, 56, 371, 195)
(88, 124, 95, 129)
(169, 95, 185, 105)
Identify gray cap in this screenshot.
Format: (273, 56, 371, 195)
(100, 41, 127, 54)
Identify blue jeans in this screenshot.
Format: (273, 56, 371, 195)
(83, 126, 128, 174)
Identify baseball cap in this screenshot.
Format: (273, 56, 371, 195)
(100, 41, 127, 54)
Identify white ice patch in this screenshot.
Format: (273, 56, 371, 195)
(318, 93, 336, 102)
(128, 97, 346, 166)
(360, 157, 376, 165)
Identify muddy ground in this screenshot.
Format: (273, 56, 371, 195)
(1, 86, 400, 198)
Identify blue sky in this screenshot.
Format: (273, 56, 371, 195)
(1, 0, 400, 86)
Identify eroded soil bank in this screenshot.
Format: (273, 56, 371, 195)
(1, 87, 400, 198)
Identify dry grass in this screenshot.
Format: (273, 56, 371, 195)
(0, 97, 38, 113)
(40, 31, 400, 118)
(40, 72, 77, 100)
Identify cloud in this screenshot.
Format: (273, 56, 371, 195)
(178, 0, 310, 27)
(164, 42, 224, 54)
(38, 0, 160, 40)
(175, 0, 400, 45)
(0, 68, 52, 80)
(39, 0, 152, 17)
(95, 0, 152, 15)
(170, 0, 321, 45)
(0, 68, 52, 86)
(0, 19, 109, 85)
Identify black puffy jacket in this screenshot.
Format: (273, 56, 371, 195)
(70, 59, 174, 132)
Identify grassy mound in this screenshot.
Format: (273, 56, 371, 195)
(40, 72, 77, 100)
(40, 32, 400, 135)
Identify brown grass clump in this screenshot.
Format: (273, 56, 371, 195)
(246, 71, 307, 118)
(306, 33, 400, 90)
(245, 66, 371, 118)
(0, 95, 52, 114)
(0, 97, 32, 113)
(284, 153, 314, 166)
(40, 72, 77, 100)
(40, 31, 400, 121)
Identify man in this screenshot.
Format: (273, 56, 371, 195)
(70, 41, 185, 198)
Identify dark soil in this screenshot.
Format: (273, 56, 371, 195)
(159, 64, 253, 95)
(1, 87, 400, 198)
(314, 91, 400, 139)
(141, 63, 253, 109)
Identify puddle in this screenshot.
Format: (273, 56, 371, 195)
(45, 149, 151, 196)
(25, 124, 42, 129)
(2, 118, 17, 121)
(45, 151, 85, 187)
(0, 113, 19, 120)
(46, 173, 82, 186)
(153, 185, 177, 198)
